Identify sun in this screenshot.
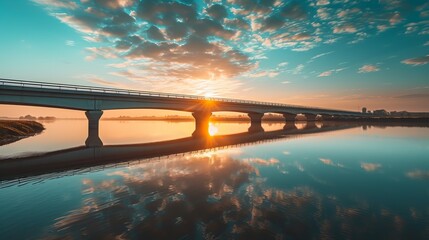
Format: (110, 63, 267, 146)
(208, 122, 218, 136)
(204, 92, 215, 98)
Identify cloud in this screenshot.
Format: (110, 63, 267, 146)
(401, 55, 429, 66)
(389, 12, 403, 25)
(33, 0, 429, 94)
(247, 70, 280, 78)
(278, 62, 288, 67)
(316, 0, 330, 6)
(94, 0, 134, 9)
(206, 4, 228, 20)
(318, 70, 333, 77)
(358, 65, 380, 73)
(261, 15, 285, 31)
(318, 67, 345, 77)
(310, 51, 333, 61)
(280, 1, 307, 20)
(377, 24, 391, 32)
(317, 8, 329, 20)
(65, 40, 75, 46)
(146, 26, 166, 41)
(333, 24, 357, 33)
(292, 64, 304, 74)
(33, 0, 78, 9)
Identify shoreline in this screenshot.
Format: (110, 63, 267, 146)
(0, 120, 44, 146)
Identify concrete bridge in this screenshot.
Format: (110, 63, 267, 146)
(0, 78, 364, 146)
(0, 123, 356, 181)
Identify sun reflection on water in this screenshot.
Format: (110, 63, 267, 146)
(208, 122, 218, 136)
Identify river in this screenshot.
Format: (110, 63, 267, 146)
(0, 120, 428, 239)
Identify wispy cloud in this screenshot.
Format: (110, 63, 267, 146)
(318, 70, 333, 77)
(292, 64, 304, 75)
(311, 51, 333, 60)
(401, 55, 429, 66)
(318, 68, 346, 77)
(278, 62, 288, 67)
(65, 40, 75, 46)
(33, 0, 77, 9)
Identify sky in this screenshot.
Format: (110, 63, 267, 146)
(0, 0, 428, 117)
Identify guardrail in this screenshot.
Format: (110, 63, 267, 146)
(0, 78, 359, 114)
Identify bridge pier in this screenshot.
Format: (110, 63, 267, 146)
(303, 114, 318, 129)
(248, 112, 264, 133)
(283, 122, 296, 131)
(192, 111, 212, 137)
(85, 110, 103, 147)
(283, 113, 297, 131)
(305, 113, 318, 121)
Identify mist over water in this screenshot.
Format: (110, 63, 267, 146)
(0, 121, 428, 239)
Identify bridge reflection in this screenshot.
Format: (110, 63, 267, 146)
(0, 122, 360, 181)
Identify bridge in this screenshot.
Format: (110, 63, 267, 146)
(0, 78, 364, 146)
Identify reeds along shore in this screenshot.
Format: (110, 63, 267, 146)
(0, 120, 44, 146)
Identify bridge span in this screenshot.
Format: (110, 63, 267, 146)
(0, 78, 364, 146)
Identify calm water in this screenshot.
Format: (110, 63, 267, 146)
(1, 120, 429, 239)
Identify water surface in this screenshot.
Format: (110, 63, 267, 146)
(0, 121, 428, 239)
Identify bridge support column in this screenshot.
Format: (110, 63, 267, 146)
(283, 122, 296, 131)
(304, 114, 318, 129)
(248, 112, 264, 133)
(305, 114, 317, 121)
(192, 111, 212, 137)
(85, 110, 103, 147)
(283, 113, 296, 130)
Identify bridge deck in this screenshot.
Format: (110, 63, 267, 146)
(0, 78, 362, 116)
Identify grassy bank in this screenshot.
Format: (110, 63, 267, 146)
(0, 120, 44, 146)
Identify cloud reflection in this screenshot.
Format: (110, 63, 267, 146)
(360, 162, 382, 172)
(41, 151, 429, 239)
(406, 170, 429, 180)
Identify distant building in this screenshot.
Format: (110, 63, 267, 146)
(373, 109, 389, 116)
(362, 107, 367, 113)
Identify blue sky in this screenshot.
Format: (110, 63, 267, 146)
(0, 0, 428, 113)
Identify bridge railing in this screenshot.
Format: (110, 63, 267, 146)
(0, 78, 359, 114)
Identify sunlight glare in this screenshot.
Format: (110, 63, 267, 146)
(204, 92, 215, 98)
(208, 122, 218, 136)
